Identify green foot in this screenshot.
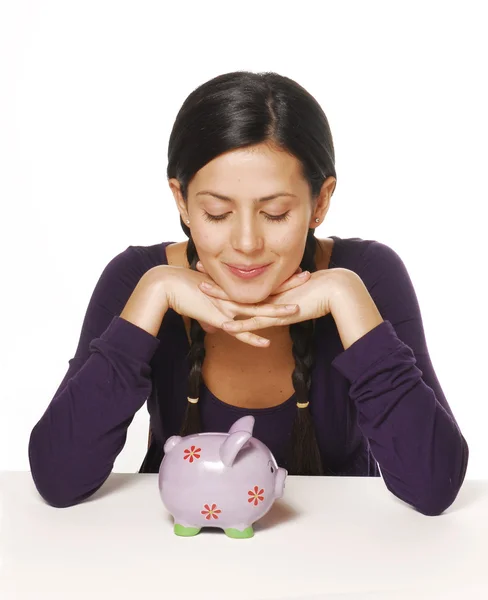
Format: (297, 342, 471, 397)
(174, 524, 201, 537)
(224, 526, 254, 539)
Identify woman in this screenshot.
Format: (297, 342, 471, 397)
(28, 71, 469, 516)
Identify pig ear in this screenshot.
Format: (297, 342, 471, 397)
(220, 431, 252, 467)
(163, 435, 182, 454)
(228, 415, 255, 435)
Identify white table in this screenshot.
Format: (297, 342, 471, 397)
(0, 472, 487, 599)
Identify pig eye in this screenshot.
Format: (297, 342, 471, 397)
(270, 464, 275, 474)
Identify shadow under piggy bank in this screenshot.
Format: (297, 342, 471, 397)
(254, 499, 300, 531)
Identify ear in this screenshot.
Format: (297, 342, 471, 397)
(310, 176, 335, 228)
(228, 415, 255, 435)
(168, 178, 189, 223)
(164, 435, 182, 454)
(219, 431, 252, 467)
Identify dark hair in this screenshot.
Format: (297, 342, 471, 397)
(166, 71, 337, 475)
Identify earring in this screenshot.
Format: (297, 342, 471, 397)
(186, 220, 190, 224)
(315, 218, 320, 223)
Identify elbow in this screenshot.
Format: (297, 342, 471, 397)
(29, 460, 83, 508)
(389, 484, 463, 517)
(28, 425, 104, 509)
(414, 495, 456, 517)
(28, 424, 70, 507)
(38, 491, 97, 509)
(414, 437, 470, 517)
(414, 481, 464, 516)
(36, 489, 83, 509)
(385, 436, 470, 517)
(29, 452, 82, 509)
(30, 466, 104, 509)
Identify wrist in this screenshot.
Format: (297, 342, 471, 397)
(145, 264, 184, 311)
(325, 269, 363, 313)
(119, 268, 169, 337)
(327, 270, 384, 350)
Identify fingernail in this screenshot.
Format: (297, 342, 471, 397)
(286, 304, 298, 310)
(258, 339, 269, 345)
(200, 282, 212, 289)
(298, 271, 309, 278)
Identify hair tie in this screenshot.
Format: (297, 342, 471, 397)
(296, 401, 310, 409)
(187, 396, 199, 404)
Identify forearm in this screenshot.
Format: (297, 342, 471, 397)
(328, 273, 468, 515)
(29, 317, 159, 507)
(332, 322, 469, 515)
(30, 269, 167, 508)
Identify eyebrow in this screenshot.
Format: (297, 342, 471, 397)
(196, 190, 297, 204)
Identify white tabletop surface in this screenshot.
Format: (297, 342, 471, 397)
(0, 472, 487, 599)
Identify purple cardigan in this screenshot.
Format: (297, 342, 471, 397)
(28, 236, 469, 514)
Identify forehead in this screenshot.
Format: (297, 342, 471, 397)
(189, 145, 307, 196)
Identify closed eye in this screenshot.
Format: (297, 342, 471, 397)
(203, 211, 291, 223)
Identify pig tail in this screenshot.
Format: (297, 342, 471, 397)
(179, 224, 324, 476)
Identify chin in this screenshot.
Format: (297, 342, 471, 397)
(226, 283, 273, 305)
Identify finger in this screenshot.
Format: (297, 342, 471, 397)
(232, 331, 271, 347)
(196, 261, 207, 273)
(199, 320, 219, 333)
(199, 281, 232, 300)
(204, 309, 270, 345)
(269, 270, 311, 295)
(222, 315, 285, 333)
(228, 302, 299, 318)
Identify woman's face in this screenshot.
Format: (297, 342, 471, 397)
(171, 143, 332, 304)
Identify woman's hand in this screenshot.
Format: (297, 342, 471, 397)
(194, 261, 312, 332)
(148, 265, 301, 347)
(195, 261, 342, 334)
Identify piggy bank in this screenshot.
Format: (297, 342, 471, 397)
(158, 415, 287, 538)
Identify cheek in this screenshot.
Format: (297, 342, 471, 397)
(190, 233, 226, 280)
(191, 229, 223, 257)
(274, 221, 308, 247)
(275, 232, 307, 260)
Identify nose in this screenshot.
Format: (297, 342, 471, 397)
(231, 215, 264, 254)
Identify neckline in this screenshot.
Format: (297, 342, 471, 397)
(171, 235, 342, 412)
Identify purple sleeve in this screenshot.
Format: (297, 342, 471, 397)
(28, 248, 161, 508)
(331, 241, 469, 516)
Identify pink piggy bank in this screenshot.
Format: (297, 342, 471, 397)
(158, 415, 287, 538)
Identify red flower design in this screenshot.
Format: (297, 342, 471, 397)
(201, 503, 222, 520)
(248, 486, 265, 506)
(183, 445, 201, 463)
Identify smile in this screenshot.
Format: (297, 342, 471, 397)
(225, 264, 271, 279)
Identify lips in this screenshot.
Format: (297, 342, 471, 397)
(225, 263, 271, 279)
(226, 263, 271, 271)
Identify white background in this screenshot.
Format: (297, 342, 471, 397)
(0, 1, 486, 476)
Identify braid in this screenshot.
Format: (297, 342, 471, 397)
(179, 235, 206, 436)
(287, 229, 324, 475)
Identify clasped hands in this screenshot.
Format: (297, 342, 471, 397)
(195, 260, 343, 347)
